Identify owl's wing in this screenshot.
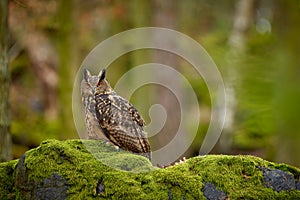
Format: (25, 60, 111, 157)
(95, 94, 151, 156)
(115, 96, 146, 127)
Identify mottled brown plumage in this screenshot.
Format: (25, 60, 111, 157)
(81, 68, 151, 160)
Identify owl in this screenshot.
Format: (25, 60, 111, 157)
(81, 68, 151, 160)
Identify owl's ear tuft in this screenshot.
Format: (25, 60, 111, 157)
(83, 68, 91, 81)
(98, 68, 106, 81)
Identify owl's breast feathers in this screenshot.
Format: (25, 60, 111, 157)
(81, 80, 108, 140)
(94, 92, 151, 157)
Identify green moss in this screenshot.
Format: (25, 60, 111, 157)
(1, 139, 300, 199)
(0, 159, 18, 200)
(83, 140, 155, 173)
(186, 155, 300, 199)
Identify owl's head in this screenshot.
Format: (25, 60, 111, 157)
(82, 68, 113, 94)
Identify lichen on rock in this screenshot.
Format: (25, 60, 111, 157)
(1, 139, 300, 199)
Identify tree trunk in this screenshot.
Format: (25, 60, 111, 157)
(219, 0, 257, 152)
(228, 0, 257, 51)
(0, 0, 12, 162)
(57, 0, 78, 139)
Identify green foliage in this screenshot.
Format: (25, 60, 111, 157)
(8, 0, 300, 165)
(11, 118, 60, 145)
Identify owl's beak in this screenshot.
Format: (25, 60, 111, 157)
(98, 68, 106, 81)
(83, 68, 91, 82)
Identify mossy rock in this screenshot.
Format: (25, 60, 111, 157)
(1, 139, 300, 199)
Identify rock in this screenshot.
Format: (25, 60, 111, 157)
(96, 182, 105, 194)
(257, 166, 296, 192)
(203, 182, 227, 200)
(296, 181, 300, 190)
(36, 173, 68, 200)
(0, 139, 300, 199)
(14, 149, 68, 199)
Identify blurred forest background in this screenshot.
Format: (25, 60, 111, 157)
(1, 0, 300, 166)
